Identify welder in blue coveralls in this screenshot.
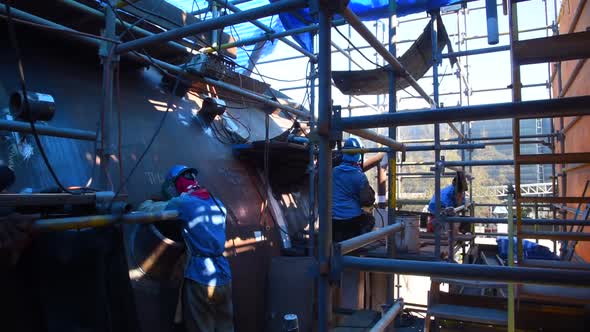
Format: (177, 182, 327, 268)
(332, 137, 376, 242)
(427, 172, 468, 233)
(163, 165, 234, 332)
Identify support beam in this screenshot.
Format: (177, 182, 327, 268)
(340, 256, 590, 287)
(516, 152, 590, 165)
(115, 0, 308, 54)
(338, 96, 590, 130)
(520, 197, 590, 203)
(513, 30, 590, 65)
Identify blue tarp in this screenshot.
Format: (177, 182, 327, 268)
(272, 0, 463, 53)
(497, 237, 559, 261)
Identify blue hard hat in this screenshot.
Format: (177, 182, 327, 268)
(342, 137, 363, 163)
(165, 165, 198, 182)
(162, 165, 198, 198)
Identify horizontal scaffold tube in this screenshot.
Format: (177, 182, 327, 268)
(33, 211, 179, 231)
(0, 119, 96, 141)
(338, 222, 404, 255)
(338, 96, 590, 130)
(340, 256, 590, 287)
(369, 300, 404, 332)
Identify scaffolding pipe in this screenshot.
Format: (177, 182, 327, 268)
(347, 129, 405, 151)
(342, 143, 485, 154)
(57, 0, 190, 54)
(338, 222, 404, 255)
(317, 6, 333, 331)
(431, 12, 443, 259)
(387, 2, 398, 311)
(442, 45, 509, 58)
(33, 211, 179, 231)
(369, 300, 404, 332)
(0, 119, 96, 141)
(214, 0, 317, 61)
(339, 96, 590, 130)
(115, 0, 308, 54)
(340, 256, 590, 287)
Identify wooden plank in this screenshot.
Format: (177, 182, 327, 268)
(517, 284, 590, 306)
(519, 196, 590, 203)
(513, 30, 590, 65)
(432, 278, 507, 289)
(519, 231, 590, 241)
(520, 259, 590, 270)
(428, 304, 508, 326)
(516, 152, 590, 165)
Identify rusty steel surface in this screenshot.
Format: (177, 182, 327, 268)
(0, 25, 288, 332)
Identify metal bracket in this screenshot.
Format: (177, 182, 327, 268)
(330, 105, 343, 141)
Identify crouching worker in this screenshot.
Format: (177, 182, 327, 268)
(332, 137, 376, 242)
(163, 165, 234, 332)
(427, 171, 468, 233)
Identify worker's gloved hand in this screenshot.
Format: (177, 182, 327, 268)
(441, 207, 456, 217)
(0, 214, 34, 250)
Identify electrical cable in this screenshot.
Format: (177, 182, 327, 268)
(5, 1, 73, 194)
(105, 1, 201, 208)
(0, 14, 121, 44)
(118, 0, 181, 28)
(115, 0, 167, 40)
(333, 24, 384, 68)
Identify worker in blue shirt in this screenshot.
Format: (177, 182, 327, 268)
(332, 137, 376, 242)
(427, 172, 468, 232)
(163, 165, 233, 332)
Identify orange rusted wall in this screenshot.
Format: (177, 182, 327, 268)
(551, 0, 590, 261)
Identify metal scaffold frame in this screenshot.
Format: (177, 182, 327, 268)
(3, 0, 590, 331)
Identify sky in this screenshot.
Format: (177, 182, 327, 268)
(166, 0, 562, 136)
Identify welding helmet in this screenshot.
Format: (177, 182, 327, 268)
(342, 137, 363, 164)
(162, 165, 198, 199)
